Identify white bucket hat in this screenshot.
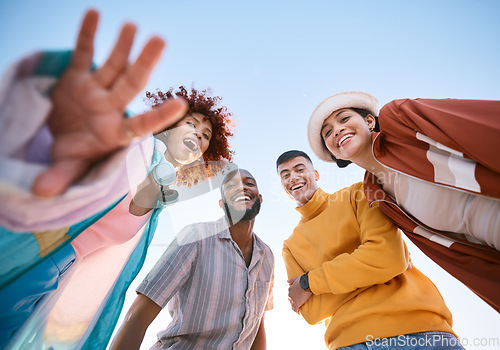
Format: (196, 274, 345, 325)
(307, 91, 379, 162)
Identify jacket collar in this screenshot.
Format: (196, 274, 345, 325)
(363, 171, 390, 206)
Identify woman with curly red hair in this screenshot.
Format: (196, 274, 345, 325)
(130, 86, 235, 216)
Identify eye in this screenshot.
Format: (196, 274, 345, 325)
(297, 168, 304, 173)
(281, 173, 290, 179)
(186, 121, 195, 127)
(340, 116, 350, 123)
(323, 129, 332, 138)
(203, 133, 210, 140)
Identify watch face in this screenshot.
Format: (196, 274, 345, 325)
(300, 273, 309, 290)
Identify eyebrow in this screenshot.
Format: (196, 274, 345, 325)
(321, 110, 349, 133)
(279, 163, 306, 176)
(188, 115, 212, 135)
(335, 110, 348, 118)
(189, 115, 200, 124)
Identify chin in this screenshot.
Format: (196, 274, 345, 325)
(177, 154, 202, 165)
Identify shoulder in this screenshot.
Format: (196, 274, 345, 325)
(348, 181, 367, 200)
(254, 234, 274, 259)
(176, 220, 220, 245)
(380, 98, 409, 115)
(281, 211, 306, 248)
(254, 233, 273, 253)
(321, 182, 366, 207)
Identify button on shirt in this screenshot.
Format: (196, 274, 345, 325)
(137, 217, 274, 350)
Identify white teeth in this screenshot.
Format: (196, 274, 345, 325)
(235, 195, 252, 202)
(291, 184, 304, 191)
(338, 134, 353, 147)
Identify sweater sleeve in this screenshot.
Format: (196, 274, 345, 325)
(283, 243, 367, 324)
(282, 244, 306, 279)
(308, 190, 409, 295)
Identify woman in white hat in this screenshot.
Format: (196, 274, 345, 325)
(307, 91, 500, 312)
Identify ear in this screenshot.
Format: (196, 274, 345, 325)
(259, 194, 263, 204)
(219, 199, 223, 208)
(365, 114, 376, 130)
(314, 170, 320, 181)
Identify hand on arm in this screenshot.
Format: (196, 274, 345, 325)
(32, 9, 188, 197)
(287, 275, 312, 314)
(109, 294, 161, 350)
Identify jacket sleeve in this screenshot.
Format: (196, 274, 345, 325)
(308, 190, 409, 295)
(380, 98, 500, 174)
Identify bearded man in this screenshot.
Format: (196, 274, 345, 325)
(111, 169, 274, 350)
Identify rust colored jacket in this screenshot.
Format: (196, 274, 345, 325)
(365, 98, 500, 312)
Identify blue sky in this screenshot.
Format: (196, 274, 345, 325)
(1, 1, 499, 349)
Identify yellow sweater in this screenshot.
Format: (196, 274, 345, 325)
(282, 184, 455, 349)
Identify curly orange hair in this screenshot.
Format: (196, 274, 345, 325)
(146, 86, 235, 187)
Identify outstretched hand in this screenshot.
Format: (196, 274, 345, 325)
(32, 9, 187, 197)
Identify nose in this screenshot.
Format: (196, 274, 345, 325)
(193, 130, 201, 140)
(233, 185, 249, 198)
(334, 126, 345, 137)
(290, 172, 299, 183)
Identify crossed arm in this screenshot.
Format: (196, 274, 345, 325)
(284, 191, 409, 317)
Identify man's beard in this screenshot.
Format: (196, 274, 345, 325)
(222, 198, 261, 225)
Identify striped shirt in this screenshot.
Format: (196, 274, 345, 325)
(137, 217, 274, 350)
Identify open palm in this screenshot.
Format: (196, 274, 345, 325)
(33, 9, 187, 197)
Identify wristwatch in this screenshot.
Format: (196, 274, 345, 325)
(299, 272, 310, 291)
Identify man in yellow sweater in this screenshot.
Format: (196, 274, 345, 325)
(277, 150, 465, 350)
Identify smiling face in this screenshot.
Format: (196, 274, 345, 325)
(157, 113, 213, 166)
(321, 108, 375, 164)
(220, 170, 262, 224)
(277, 156, 319, 207)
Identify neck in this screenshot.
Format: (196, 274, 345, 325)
(163, 149, 183, 171)
(349, 144, 389, 183)
(228, 218, 254, 251)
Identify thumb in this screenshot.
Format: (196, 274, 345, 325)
(125, 97, 188, 139)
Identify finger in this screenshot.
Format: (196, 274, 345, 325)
(70, 9, 99, 71)
(94, 23, 137, 88)
(109, 36, 165, 108)
(32, 159, 89, 197)
(122, 98, 188, 141)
